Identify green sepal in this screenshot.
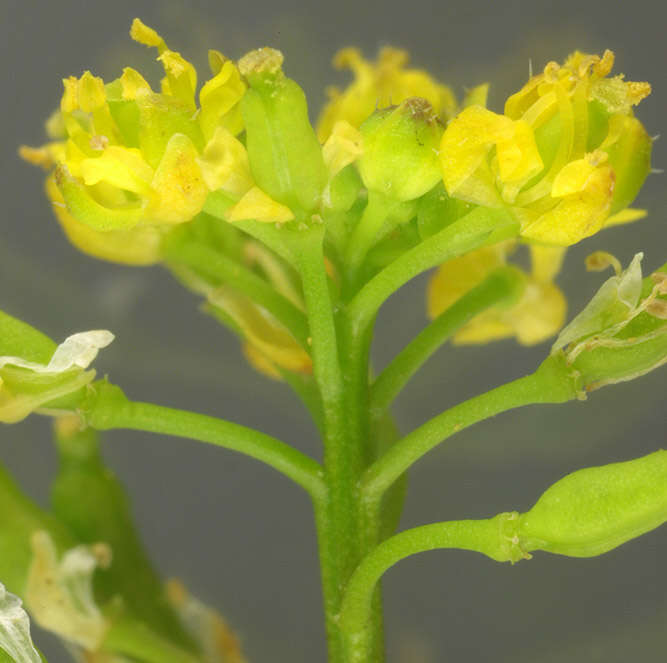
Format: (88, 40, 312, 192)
(604, 115, 652, 214)
(417, 182, 474, 240)
(136, 95, 204, 170)
(55, 166, 143, 231)
(0, 311, 56, 366)
(518, 450, 667, 557)
(325, 164, 362, 213)
(240, 53, 327, 215)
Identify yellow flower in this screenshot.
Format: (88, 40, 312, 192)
(427, 242, 567, 345)
(20, 18, 247, 261)
(439, 50, 652, 246)
(316, 47, 457, 141)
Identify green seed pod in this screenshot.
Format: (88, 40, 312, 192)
(357, 97, 444, 202)
(50, 418, 197, 653)
(0, 462, 73, 596)
(518, 450, 667, 557)
(0, 311, 113, 424)
(239, 48, 327, 216)
(552, 255, 667, 391)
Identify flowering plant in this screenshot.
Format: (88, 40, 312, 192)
(2, 19, 665, 662)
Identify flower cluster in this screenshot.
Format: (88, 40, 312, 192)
(21, 19, 655, 370)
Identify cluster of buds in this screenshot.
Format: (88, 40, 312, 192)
(20, 18, 657, 375)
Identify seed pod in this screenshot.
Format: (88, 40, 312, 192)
(50, 418, 196, 652)
(0, 463, 73, 596)
(518, 450, 667, 557)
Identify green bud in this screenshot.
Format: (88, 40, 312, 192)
(552, 254, 667, 391)
(0, 463, 73, 595)
(517, 450, 667, 557)
(357, 98, 444, 202)
(50, 420, 197, 652)
(239, 48, 327, 216)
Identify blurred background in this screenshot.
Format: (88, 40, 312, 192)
(1, 0, 665, 661)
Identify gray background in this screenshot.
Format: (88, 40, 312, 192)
(1, 0, 666, 661)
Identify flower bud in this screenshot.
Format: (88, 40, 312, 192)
(517, 450, 667, 557)
(239, 48, 328, 216)
(358, 98, 444, 202)
(316, 47, 457, 142)
(0, 310, 113, 423)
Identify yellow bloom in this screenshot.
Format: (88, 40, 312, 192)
(439, 50, 652, 246)
(21, 18, 247, 262)
(316, 47, 456, 141)
(428, 242, 567, 345)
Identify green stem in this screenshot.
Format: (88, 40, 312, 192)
(370, 267, 525, 420)
(85, 382, 325, 500)
(101, 616, 199, 663)
(362, 354, 581, 507)
(338, 515, 515, 662)
(295, 227, 361, 661)
(348, 207, 519, 337)
(343, 191, 396, 284)
(163, 236, 310, 349)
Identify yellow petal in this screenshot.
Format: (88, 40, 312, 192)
(120, 67, 152, 99)
(604, 207, 647, 227)
(198, 126, 253, 196)
(521, 162, 614, 245)
(129, 17, 166, 49)
(80, 146, 153, 194)
(199, 59, 246, 141)
(61, 76, 80, 113)
(157, 50, 198, 109)
(530, 244, 567, 283)
(510, 281, 567, 345)
(226, 187, 295, 224)
(427, 244, 507, 319)
(453, 279, 566, 346)
(208, 287, 311, 375)
(550, 151, 606, 197)
(242, 343, 283, 379)
(78, 71, 106, 113)
(322, 121, 363, 178)
(462, 83, 489, 109)
(147, 133, 208, 224)
(25, 532, 109, 652)
(166, 579, 248, 663)
(440, 106, 512, 197)
(316, 46, 456, 141)
(496, 120, 543, 185)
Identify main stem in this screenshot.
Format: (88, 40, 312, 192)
(296, 228, 384, 662)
